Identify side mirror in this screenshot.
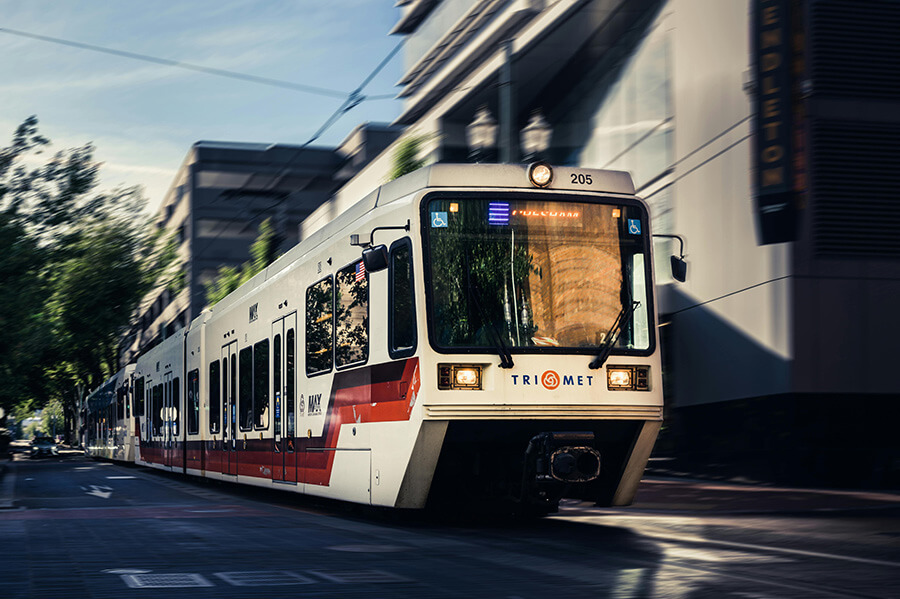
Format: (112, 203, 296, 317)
(362, 244, 389, 273)
(671, 255, 687, 283)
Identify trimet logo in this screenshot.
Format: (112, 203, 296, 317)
(541, 370, 560, 390)
(511, 370, 594, 389)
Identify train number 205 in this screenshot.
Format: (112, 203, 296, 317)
(571, 172, 593, 185)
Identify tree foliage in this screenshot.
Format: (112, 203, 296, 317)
(0, 116, 170, 439)
(204, 218, 281, 306)
(389, 134, 430, 181)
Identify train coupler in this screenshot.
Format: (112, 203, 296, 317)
(520, 432, 601, 508)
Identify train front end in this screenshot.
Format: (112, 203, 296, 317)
(413, 165, 663, 513)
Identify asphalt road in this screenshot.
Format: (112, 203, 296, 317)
(1, 450, 898, 598)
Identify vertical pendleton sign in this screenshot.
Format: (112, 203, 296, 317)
(753, 0, 796, 244)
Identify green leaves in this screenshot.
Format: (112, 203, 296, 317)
(204, 218, 281, 306)
(0, 117, 157, 434)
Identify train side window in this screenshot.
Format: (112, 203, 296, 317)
(389, 238, 417, 359)
(254, 339, 269, 429)
(335, 260, 369, 368)
(239, 347, 253, 430)
(153, 384, 163, 436)
(286, 328, 295, 441)
(306, 276, 333, 376)
(188, 369, 200, 435)
(135, 378, 145, 417)
(209, 361, 220, 434)
(172, 378, 180, 437)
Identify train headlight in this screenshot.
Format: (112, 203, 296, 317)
(528, 162, 553, 188)
(607, 366, 651, 391)
(607, 368, 632, 389)
(438, 364, 483, 390)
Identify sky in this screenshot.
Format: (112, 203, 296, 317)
(0, 1, 404, 212)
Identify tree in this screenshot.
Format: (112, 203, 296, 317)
(0, 116, 169, 442)
(389, 134, 430, 181)
(204, 218, 281, 306)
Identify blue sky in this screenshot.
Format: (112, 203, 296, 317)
(0, 1, 403, 211)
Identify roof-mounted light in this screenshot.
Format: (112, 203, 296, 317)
(527, 162, 553, 188)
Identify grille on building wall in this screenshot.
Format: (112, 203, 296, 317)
(810, 0, 900, 101)
(811, 120, 900, 257)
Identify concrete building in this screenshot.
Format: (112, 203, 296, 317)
(331, 0, 900, 486)
(120, 125, 400, 365)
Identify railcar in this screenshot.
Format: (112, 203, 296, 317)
(85, 163, 680, 513)
(83, 364, 135, 462)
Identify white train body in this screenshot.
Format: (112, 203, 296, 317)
(86, 164, 665, 512)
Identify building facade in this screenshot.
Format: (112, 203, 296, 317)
(120, 125, 400, 365)
(334, 0, 900, 486)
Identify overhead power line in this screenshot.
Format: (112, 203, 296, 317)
(192, 40, 405, 258)
(0, 26, 398, 101)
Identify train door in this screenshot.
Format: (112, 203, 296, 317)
(222, 342, 238, 476)
(272, 313, 298, 483)
(163, 372, 174, 468)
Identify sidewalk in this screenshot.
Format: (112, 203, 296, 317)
(629, 476, 900, 514)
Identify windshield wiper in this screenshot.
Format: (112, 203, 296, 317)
(459, 251, 514, 369)
(589, 301, 640, 370)
(468, 282, 515, 368)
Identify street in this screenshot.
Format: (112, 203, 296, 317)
(1, 450, 898, 598)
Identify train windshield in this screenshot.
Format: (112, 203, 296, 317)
(424, 195, 652, 353)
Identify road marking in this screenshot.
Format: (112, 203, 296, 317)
(214, 571, 316, 586)
(85, 485, 113, 499)
(106, 476, 135, 480)
(122, 573, 213, 588)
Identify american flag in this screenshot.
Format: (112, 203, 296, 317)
(355, 260, 366, 282)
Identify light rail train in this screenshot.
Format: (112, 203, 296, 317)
(83, 162, 682, 514)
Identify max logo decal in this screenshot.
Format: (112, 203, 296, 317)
(308, 393, 322, 415)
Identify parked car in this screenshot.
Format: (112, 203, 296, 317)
(30, 436, 58, 458)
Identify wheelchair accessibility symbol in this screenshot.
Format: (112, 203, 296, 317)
(628, 219, 641, 235)
(431, 211, 448, 228)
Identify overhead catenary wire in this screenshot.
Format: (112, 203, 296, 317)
(191, 40, 404, 260)
(0, 26, 399, 101)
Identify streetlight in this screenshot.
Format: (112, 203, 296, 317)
(466, 106, 497, 163)
(520, 110, 552, 162)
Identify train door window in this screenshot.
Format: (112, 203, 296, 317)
(230, 353, 237, 436)
(125, 383, 131, 419)
(116, 387, 125, 420)
(172, 378, 180, 437)
(273, 334, 281, 435)
(135, 378, 144, 417)
(306, 276, 333, 376)
(152, 384, 163, 436)
(239, 347, 253, 431)
(188, 369, 200, 435)
(221, 356, 228, 435)
(389, 239, 417, 358)
(286, 328, 296, 441)
(209, 361, 220, 434)
(335, 260, 368, 368)
(253, 339, 269, 429)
